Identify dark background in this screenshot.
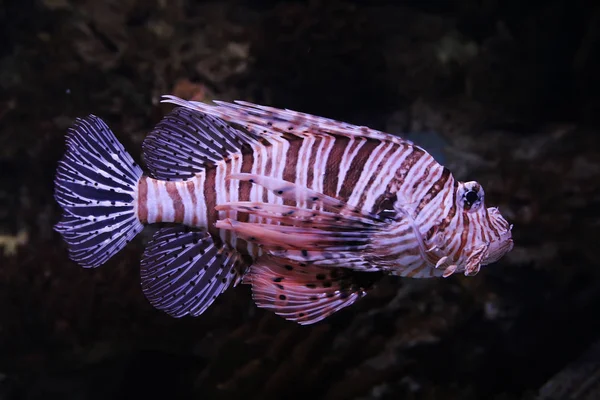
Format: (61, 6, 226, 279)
(1, 0, 600, 399)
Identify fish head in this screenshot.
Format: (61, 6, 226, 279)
(453, 181, 514, 276)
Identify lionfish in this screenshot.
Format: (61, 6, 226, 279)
(53, 95, 514, 325)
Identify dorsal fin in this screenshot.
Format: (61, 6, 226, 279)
(160, 95, 416, 145)
(141, 106, 259, 181)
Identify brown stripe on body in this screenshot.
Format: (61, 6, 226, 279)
(282, 136, 302, 206)
(262, 141, 276, 203)
(323, 136, 348, 198)
(454, 212, 470, 262)
(414, 167, 451, 215)
(152, 179, 163, 223)
(204, 166, 221, 246)
(250, 142, 266, 208)
(442, 180, 459, 229)
(425, 179, 458, 240)
(338, 138, 380, 201)
(305, 136, 320, 188)
(296, 135, 315, 190)
(236, 145, 254, 223)
(356, 142, 402, 210)
(229, 149, 254, 254)
(394, 147, 425, 185)
(137, 176, 148, 223)
(186, 180, 198, 226)
(223, 156, 233, 245)
(368, 146, 411, 217)
(165, 181, 184, 223)
(411, 158, 437, 190)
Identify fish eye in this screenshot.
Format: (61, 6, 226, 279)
(458, 181, 484, 211)
(465, 190, 479, 205)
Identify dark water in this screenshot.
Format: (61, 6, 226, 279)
(1, 1, 600, 399)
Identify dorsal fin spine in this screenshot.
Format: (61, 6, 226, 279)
(161, 95, 415, 146)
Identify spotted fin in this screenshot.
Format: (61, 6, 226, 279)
(140, 226, 241, 318)
(243, 257, 379, 325)
(141, 106, 258, 181)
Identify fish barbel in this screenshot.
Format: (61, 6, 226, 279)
(53, 95, 514, 325)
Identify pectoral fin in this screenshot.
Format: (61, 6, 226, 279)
(243, 257, 380, 325)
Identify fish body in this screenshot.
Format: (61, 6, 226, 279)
(53, 96, 514, 325)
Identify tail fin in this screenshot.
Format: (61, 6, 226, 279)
(54, 115, 144, 268)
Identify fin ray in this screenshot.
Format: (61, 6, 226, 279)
(214, 201, 377, 228)
(141, 107, 258, 181)
(213, 172, 391, 271)
(54, 115, 143, 268)
(161, 95, 414, 146)
(244, 257, 373, 325)
(140, 227, 241, 318)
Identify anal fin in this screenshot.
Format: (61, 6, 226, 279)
(140, 226, 241, 318)
(243, 257, 379, 325)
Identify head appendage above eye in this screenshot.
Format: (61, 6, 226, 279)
(457, 181, 485, 212)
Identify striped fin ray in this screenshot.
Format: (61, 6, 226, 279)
(54, 115, 144, 268)
(226, 173, 383, 222)
(214, 171, 394, 271)
(268, 249, 373, 270)
(160, 96, 415, 145)
(243, 257, 380, 325)
(214, 202, 379, 228)
(215, 212, 379, 272)
(216, 219, 372, 251)
(142, 106, 259, 181)
(140, 226, 240, 318)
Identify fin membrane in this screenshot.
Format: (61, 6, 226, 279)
(140, 226, 240, 318)
(244, 257, 376, 325)
(141, 106, 258, 181)
(216, 218, 372, 252)
(54, 115, 144, 268)
(215, 201, 378, 229)
(214, 172, 389, 270)
(225, 173, 383, 221)
(215, 214, 378, 271)
(161, 95, 412, 145)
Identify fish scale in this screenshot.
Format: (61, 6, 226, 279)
(53, 97, 514, 325)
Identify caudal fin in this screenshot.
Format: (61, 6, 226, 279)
(54, 115, 144, 268)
